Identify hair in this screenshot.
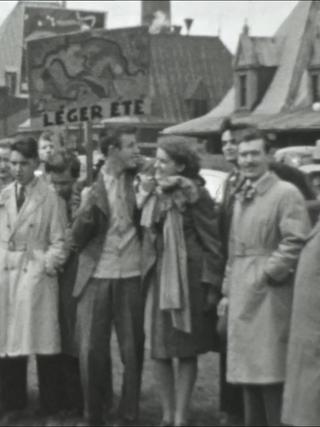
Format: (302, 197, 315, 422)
(11, 137, 39, 160)
(45, 149, 81, 179)
(38, 130, 54, 143)
(220, 117, 253, 135)
(158, 136, 200, 179)
(99, 127, 137, 157)
(240, 126, 271, 153)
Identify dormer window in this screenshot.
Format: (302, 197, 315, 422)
(234, 31, 278, 111)
(239, 73, 248, 108)
(185, 78, 209, 118)
(311, 72, 320, 103)
(5, 71, 17, 96)
(308, 38, 320, 105)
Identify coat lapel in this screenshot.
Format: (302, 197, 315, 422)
(10, 178, 46, 237)
(255, 171, 278, 196)
(92, 173, 109, 217)
(0, 183, 17, 232)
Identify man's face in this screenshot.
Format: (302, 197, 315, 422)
(238, 139, 269, 181)
(38, 138, 54, 163)
(10, 151, 38, 185)
(221, 130, 238, 164)
(51, 169, 75, 201)
(0, 147, 11, 181)
(115, 133, 140, 170)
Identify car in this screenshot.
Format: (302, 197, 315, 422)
(299, 163, 320, 198)
(274, 146, 315, 167)
(199, 168, 228, 203)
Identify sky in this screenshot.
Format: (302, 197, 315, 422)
(0, 0, 299, 52)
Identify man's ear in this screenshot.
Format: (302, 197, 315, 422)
(108, 145, 119, 156)
(108, 145, 115, 156)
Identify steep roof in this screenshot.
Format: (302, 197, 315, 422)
(254, 0, 316, 114)
(235, 35, 278, 68)
(149, 33, 233, 123)
(164, 0, 320, 135)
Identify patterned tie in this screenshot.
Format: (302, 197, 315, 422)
(238, 179, 256, 203)
(16, 185, 26, 212)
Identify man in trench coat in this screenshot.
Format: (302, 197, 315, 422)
(0, 137, 66, 416)
(71, 127, 144, 426)
(222, 128, 310, 426)
(282, 220, 320, 426)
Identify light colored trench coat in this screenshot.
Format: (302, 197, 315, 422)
(0, 177, 66, 356)
(225, 172, 310, 384)
(282, 221, 320, 426)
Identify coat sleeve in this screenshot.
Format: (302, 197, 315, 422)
(191, 188, 225, 293)
(45, 190, 67, 273)
(264, 186, 311, 282)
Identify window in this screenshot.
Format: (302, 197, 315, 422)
(5, 72, 17, 96)
(311, 74, 320, 103)
(239, 74, 247, 107)
(192, 99, 208, 118)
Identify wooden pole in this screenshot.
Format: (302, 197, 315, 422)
(84, 121, 93, 185)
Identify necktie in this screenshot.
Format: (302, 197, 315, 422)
(237, 179, 256, 203)
(16, 185, 26, 212)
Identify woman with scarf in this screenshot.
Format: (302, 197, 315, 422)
(139, 138, 224, 427)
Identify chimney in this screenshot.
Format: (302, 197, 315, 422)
(141, 1, 171, 27)
(172, 25, 182, 35)
(184, 18, 193, 36)
(242, 19, 250, 36)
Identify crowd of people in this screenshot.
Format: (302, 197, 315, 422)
(0, 122, 318, 427)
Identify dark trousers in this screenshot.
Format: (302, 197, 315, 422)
(59, 354, 84, 414)
(243, 383, 283, 427)
(76, 277, 145, 424)
(220, 349, 244, 418)
(0, 355, 61, 414)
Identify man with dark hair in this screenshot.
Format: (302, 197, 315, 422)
(218, 119, 246, 426)
(0, 137, 65, 418)
(71, 128, 144, 426)
(222, 132, 310, 426)
(46, 149, 83, 220)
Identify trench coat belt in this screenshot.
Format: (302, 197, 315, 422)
(234, 247, 270, 257)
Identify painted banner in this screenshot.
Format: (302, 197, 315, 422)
(26, 27, 151, 128)
(21, 6, 106, 92)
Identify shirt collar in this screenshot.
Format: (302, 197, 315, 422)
(103, 159, 125, 179)
(15, 176, 37, 193)
(251, 171, 276, 195)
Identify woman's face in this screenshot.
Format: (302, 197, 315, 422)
(155, 148, 184, 180)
